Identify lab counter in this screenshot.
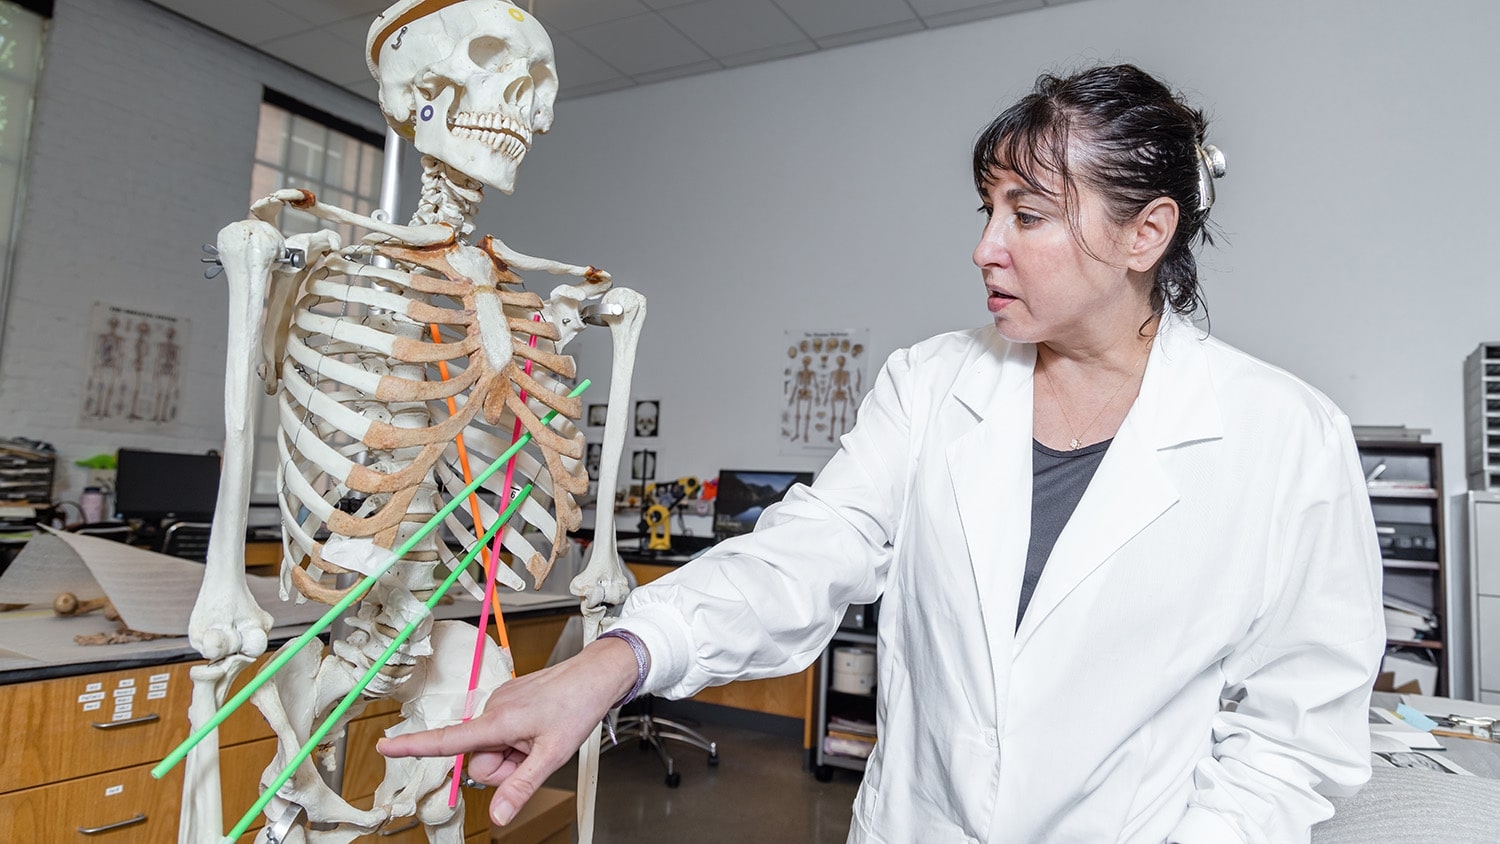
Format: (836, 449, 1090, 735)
(0, 594, 577, 843)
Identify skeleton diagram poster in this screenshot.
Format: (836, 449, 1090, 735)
(81, 302, 189, 431)
(780, 329, 869, 455)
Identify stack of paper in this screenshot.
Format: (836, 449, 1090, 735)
(1383, 595, 1438, 641)
(825, 715, 877, 760)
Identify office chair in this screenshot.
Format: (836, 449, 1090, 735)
(161, 521, 213, 562)
(72, 521, 133, 543)
(606, 691, 720, 788)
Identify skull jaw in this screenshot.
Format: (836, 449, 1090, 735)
(413, 89, 524, 195)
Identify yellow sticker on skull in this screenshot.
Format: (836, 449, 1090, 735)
(509, 8, 525, 21)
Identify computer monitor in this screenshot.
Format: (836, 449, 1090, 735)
(712, 469, 813, 541)
(114, 448, 221, 523)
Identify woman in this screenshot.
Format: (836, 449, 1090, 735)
(382, 64, 1384, 842)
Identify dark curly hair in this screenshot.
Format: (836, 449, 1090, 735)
(972, 64, 1217, 318)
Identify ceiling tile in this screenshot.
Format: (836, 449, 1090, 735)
(552, 32, 627, 87)
(661, 0, 805, 59)
(637, 0, 697, 9)
(323, 14, 379, 47)
(814, 18, 925, 50)
(719, 40, 816, 69)
(632, 58, 721, 85)
(261, 29, 376, 85)
(343, 78, 381, 103)
(770, 0, 917, 40)
(569, 13, 711, 77)
(532, 0, 650, 32)
(908, 0, 1037, 18)
(919, 0, 1043, 28)
(265, 0, 391, 27)
(561, 77, 637, 100)
(147, 0, 310, 45)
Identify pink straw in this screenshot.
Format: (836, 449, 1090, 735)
(450, 316, 541, 806)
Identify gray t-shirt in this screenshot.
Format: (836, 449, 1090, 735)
(1016, 438, 1111, 628)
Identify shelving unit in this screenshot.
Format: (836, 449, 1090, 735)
(1356, 438, 1448, 695)
(811, 628, 877, 782)
(1463, 343, 1500, 491)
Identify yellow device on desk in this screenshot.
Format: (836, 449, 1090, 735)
(644, 504, 672, 550)
(642, 477, 699, 551)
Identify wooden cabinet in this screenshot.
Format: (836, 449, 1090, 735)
(0, 657, 274, 842)
(0, 609, 571, 842)
(1357, 438, 1449, 695)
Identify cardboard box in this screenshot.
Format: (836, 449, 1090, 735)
(491, 787, 575, 844)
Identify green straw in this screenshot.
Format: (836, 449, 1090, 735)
(153, 379, 589, 781)
(223, 482, 534, 842)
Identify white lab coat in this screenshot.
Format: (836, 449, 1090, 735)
(617, 315, 1384, 843)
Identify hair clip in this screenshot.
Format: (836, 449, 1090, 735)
(1196, 144, 1226, 212)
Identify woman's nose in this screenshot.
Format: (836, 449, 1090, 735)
(973, 223, 1009, 269)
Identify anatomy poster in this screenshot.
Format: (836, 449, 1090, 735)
(780, 329, 869, 455)
(82, 302, 189, 432)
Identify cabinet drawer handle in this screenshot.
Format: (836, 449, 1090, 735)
(380, 819, 421, 836)
(90, 713, 160, 730)
(78, 813, 147, 834)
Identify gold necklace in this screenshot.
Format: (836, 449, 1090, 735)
(1038, 340, 1152, 450)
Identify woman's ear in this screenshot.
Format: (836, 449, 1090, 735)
(1128, 197, 1180, 273)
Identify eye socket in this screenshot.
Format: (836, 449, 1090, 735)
(468, 36, 509, 70)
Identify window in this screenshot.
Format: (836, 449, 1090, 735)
(247, 92, 386, 501)
(0, 1, 45, 361)
(250, 90, 386, 252)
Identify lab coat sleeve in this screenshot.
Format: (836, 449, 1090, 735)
(613, 348, 915, 700)
(1170, 414, 1384, 844)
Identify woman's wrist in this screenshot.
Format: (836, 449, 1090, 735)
(595, 628, 650, 708)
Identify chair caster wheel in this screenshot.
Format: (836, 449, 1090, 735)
(666, 772, 682, 788)
(814, 765, 834, 782)
(707, 752, 719, 767)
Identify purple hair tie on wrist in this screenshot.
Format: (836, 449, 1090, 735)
(598, 628, 649, 709)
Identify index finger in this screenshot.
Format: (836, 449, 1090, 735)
(378, 718, 517, 759)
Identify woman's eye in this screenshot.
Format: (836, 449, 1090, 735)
(977, 205, 994, 219)
(1015, 211, 1041, 227)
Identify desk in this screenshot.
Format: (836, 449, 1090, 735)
(625, 553, 818, 749)
(1312, 692, 1500, 842)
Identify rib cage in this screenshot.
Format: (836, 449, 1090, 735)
(273, 237, 589, 607)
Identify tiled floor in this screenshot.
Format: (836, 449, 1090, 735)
(540, 708, 862, 843)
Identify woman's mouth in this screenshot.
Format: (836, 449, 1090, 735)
(987, 288, 1016, 313)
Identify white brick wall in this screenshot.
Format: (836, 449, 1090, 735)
(0, 0, 389, 501)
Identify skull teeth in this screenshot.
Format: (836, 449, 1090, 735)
(453, 110, 531, 145)
(453, 125, 528, 160)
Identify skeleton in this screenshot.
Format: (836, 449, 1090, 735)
(181, 2, 643, 841)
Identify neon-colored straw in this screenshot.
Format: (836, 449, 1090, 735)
(425, 322, 512, 653)
(449, 317, 541, 806)
(151, 380, 590, 782)
(223, 484, 534, 843)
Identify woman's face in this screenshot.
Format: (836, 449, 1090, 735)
(972, 164, 1144, 347)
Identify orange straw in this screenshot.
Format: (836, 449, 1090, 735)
(427, 322, 513, 646)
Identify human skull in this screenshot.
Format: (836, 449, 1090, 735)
(368, 0, 558, 194)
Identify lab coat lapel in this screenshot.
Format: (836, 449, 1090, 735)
(1013, 316, 1222, 654)
(945, 333, 1034, 656)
